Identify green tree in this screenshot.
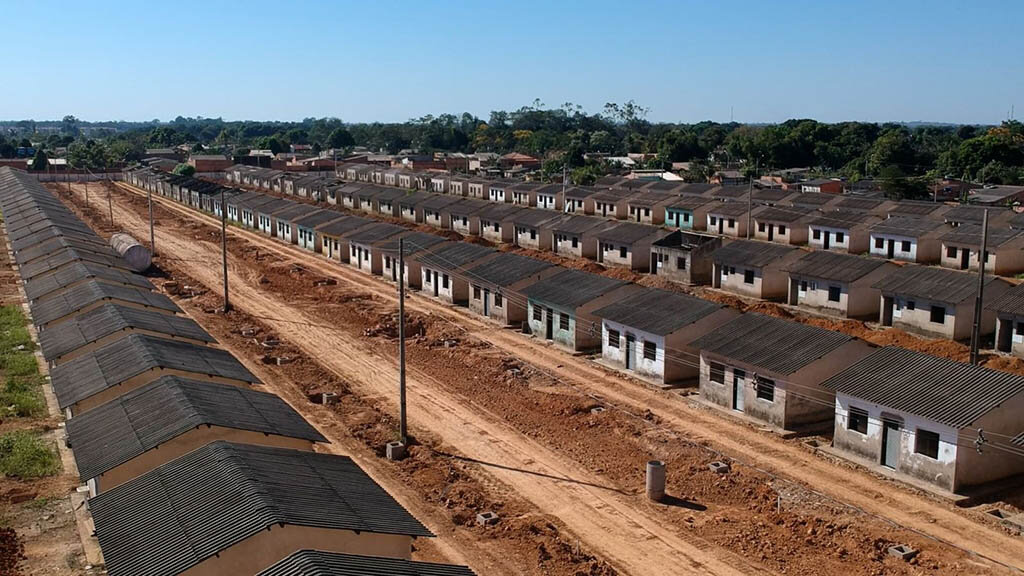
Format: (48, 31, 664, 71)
(30, 149, 48, 171)
(327, 127, 355, 150)
(172, 163, 196, 177)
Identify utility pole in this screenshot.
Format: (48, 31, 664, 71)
(147, 187, 155, 256)
(220, 187, 231, 312)
(746, 159, 757, 239)
(398, 237, 408, 445)
(969, 209, 989, 365)
(107, 188, 114, 227)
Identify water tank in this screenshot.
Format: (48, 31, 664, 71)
(109, 233, 151, 272)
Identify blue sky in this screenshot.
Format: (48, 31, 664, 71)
(1, 0, 1020, 124)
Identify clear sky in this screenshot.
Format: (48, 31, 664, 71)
(1, 0, 1020, 124)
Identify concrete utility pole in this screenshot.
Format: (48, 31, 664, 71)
(746, 159, 757, 239)
(107, 188, 114, 227)
(969, 209, 989, 365)
(398, 237, 408, 445)
(147, 187, 155, 256)
(220, 187, 231, 312)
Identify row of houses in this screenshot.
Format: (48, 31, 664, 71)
(218, 162, 1024, 278)
(0, 166, 475, 576)
(130, 166, 1024, 360)
(119, 166, 1024, 495)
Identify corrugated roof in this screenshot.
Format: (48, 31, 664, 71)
(270, 203, 319, 221)
(986, 282, 1024, 316)
(871, 264, 1003, 304)
(412, 242, 494, 271)
(292, 209, 342, 229)
(888, 201, 944, 217)
(521, 269, 627, 311)
(752, 205, 814, 223)
(67, 376, 325, 480)
(711, 240, 799, 268)
(788, 193, 835, 207)
(784, 251, 889, 283)
(707, 202, 753, 217)
(18, 247, 130, 279)
(477, 203, 525, 221)
(870, 216, 945, 236)
(345, 222, 405, 245)
(509, 210, 562, 228)
(23, 262, 152, 301)
(38, 303, 213, 362)
(594, 222, 668, 244)
(90, 442, 432, 576)
(256, 551, 475, 576)
(823, 347, 1024, 429)
(445, 198, 491, 215)
(836, 197, 884, 211)
(375, 232, 447, 257)
(941, 223, 1022, 247)
(548, 215, 610, 235)
(807, 210, 878, 229)
(51, 333, 259, 409)
(315, 215, 372, 237)
(465, 253, 553, 288)
(665, 196, 712, 210)
(592, 288, 722, 335)
(29, 280, 178, 327)
(13, 234, 114, 265)
(691, 313, 856, 375)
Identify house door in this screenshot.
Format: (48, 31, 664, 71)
(597, 245, 604, 264)
(767, 225, 774, 241)
(391, 259, 398, 281)
(545, 308, 554, 340)
(432, 271, 439, 297)
(483, 289, 490, 316)
(650, 253, 659, 274)
(881, 420, 901, 469)
(625, 334, 635, 370)
(997, 319, 1013, 352)
(717, 219, 724, 234)
(733, 369, 745, 412)
(886, 239, 895, 259)
(960, 248, 970, 270)
(823, 232, 830, 250)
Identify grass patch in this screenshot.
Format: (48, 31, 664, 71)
(0, 431, 59, 479)
(0, 306, 45, 418)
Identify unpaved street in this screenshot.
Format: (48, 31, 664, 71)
(57, 181, 1020, 575)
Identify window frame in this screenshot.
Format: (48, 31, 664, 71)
(755, 378, 775, 402)
(828, 285, 842, 302)
(559, 312, 570, 331)
(709, 362, 725, 384)
(929, 305, 946, 324)
(847, 407, 869, 435)
(607, 328, 620, 348)
(915, 429, 940, 459)
(643, 341, 657, 361)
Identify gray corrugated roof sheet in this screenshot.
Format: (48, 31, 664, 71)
(789, 193, 835, 207)
(807, 210, 878, 229)
(465, 253, 553, 288)
(51, 333, 259, 409)
(594, 222, 668, 244)
(871, 264, 1003, 304)
(941, 223, 1022, 247)
(90, 441, 432, 576)
(477, 203, 525, 221)
(665, 196, 712, 210)
(869, 216, 945, 236)
(270, 203, 319, 221)
(292, 209, 343, 229)
(38, 303, 213, 362)
(521, 269, 627, 311)
(836, 197, 884, 211)
(691, 313, 856, 375)
(66, 376, 325, 481)
(711, 240, 799, 268)
(445, 198, 491, 215)
(345, 222, 406, 244)
(549, 215, 610, 235)
(822, 346, 1024, 429)
(752, 206, 814, 223)
(888, 201, 945, 217)
(986, 282, 1024, 316)
(592, 288, 722, 335)
(708, 186, 749, 199)
(256, 551, 475, 576)
(784, 251, 889, 283)
(29, 280, 178, 327)
(944, 205, 997, 224)
(18, 247, 130, 279)
(412, 242, 494, 271)
(23, 262, 152, 302)
(316, 215, 372, 236)
(707, 202, 753, 217)
(13, 234, 114, 265)
(375, 232, 447, 257)
(509, 209, 562, 228)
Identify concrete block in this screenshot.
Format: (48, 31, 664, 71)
(708, 461, 731, 474)
(590, 406, 606, 415)
(386, 441, 406, 461)
(887, 545, 918, 561)
(646, 460, 666, 501)
(476, 511, 499, 526)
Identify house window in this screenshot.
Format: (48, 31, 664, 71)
(906, 300, 915, 310)
(758, 222, 767, 233)
(901, 240, 911, 253)
(530, 230, 537, 240)
(643, 341, 656, 361)
(559, 313, 570, 331)
(812, 229, 821, 240)
(930, 305, 945, 324)
(677, 256, 686, 270)
(425, 272, 432, 285)
(847, 407, 869, 434)
(983, 251, 990, 263)
(756, 378, 775, 402)
(494, 293, 503, 308)
(533, 306, 542, 321)
(442, 274, 449, 288)
(709, 362, 725, 384)
(778, 225, 787, 234)
(619, 247, 627, 258)
(728, 218, 736, 228)
(874, 237, 884, 249)
(915, 429, 940, 459)
(835, 231, 844, 243)
(743, 269, 755, 284)
(644, 208, 651, 217)
(493, 223, 500, 232)
(828, 285, 841, 302)
(709, 216, 718, 226)
(571, 237, 578, 248)
(799, 280, 808, 293)
(473, 286, 481, 299)
(607, 329, 620, 348)
(682, 213, 690, 223)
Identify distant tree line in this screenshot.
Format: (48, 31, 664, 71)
(3, 104, 1023, 194)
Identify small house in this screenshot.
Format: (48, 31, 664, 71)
(28, 280, 178, 329)
(509, 210, 563, 251)
(375, 232, 448, 286)
(272, 204, 321, 243)
(798, 178, 843, 194)
(466, 179, 487, 199)
(487, 181, 511, 203)
(751, 206, 814, 245)
(650, 231, 722, 285)
(522, 269, 640, 352)
(443, 198, 490, 235)
(396, 191, 433, 223)
(370, 188, 407, 218)
(256, 550, 475, 576)
(625, 191, 676, 225)
(563, 186, 598, 215)
(825, 347, 1024, 492)
(548, 215, 611, 259)
(255, 199, 296, 235)
(988, 283, 1024, 357)
(592, 222, 673, 271)
(345, 222, 407, 275)
(874, 264, 1011, 340)
(590, 190, 635, 219)
(418, 195, 462, 229)
(710, 240, 803, 300)
(477, 204, 526, 243)
(706, 202, 753, 238)
(465, 253, 557, 325)
(508, 182, 544, 207)
(315, 216, 373, 262)
(940, 225, 1024, 275)
(868, 217, 946, 263)
(784, 251, 896, 319)
(664, 196, 713, 231)
(293, 210, 345, 252)
(593, 288, 737, 385)
(806, 210, 879, 254)
(693, 313, 874, 430)
(413, 243, 496, 304)
(535, 184, 564, 211)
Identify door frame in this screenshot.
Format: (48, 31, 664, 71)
(880, 418, 902, 469)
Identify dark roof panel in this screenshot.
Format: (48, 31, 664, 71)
(592, 288, 722, 335)
(988, 282, 1024, 316)
(711, 240, 799, 268)
(23, 262, 152, 302)
(465, 253, 553, 288)
(257, 551, 475, 576)
(29, 280, 178, 327)
(869, 216, 945, 236)
(412, 242, 495, 270)
(784, 251, 889, 283)
(822, 347, 1024, 429)
(345, 222, 406, 244)
(871, 264, 1003, 304)
(521, 269, 627, 311)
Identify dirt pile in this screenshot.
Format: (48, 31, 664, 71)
(0, 528, 25, 576)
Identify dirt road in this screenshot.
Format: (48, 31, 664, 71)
(64, 181, 1021, 575)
